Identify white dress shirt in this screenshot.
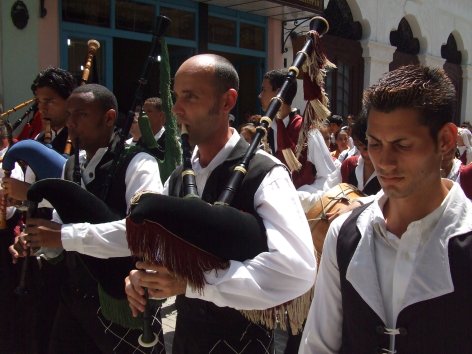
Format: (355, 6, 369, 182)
(299, 180, 472, 354)
(298, 129, 340, 212)
(354, 155, 377, 191)
(126, 126, 165, 146)
(446, 158, 462, 182)
(163, 129, 316, 310)
(58, 146, 163, 258)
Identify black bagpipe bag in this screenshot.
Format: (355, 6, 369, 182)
(126, 192, 269, 291)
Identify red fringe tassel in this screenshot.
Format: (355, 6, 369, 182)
(126, 217, 230, 293)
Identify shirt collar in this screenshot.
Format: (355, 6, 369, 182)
(370, 181, 452, 242)
(191, 128, 240, 173)
(348, 181, 472, 322)
(446, 158, 462, 181)
(81, 133, 115, 170)
(154, 126, 165, 141)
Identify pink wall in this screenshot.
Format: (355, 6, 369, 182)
(267, 18, 283, 70)
(38, 0, 60, 69)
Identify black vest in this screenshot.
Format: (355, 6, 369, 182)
(347, 169, 381, 196)
(136, 130, 166, 161)
(63, 147, 145, 298)
(337, 204, 472, 354)
(36, 126, 70, 155)
(168, 138, 280, 352)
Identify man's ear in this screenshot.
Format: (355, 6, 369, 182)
(105, 109, 117, 127)
(222, 88, 238, 113)
(438, 122, 458, 154)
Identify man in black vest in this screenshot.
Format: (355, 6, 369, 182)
(299, 65, 472, 354)
(125, 54, 316, 353)
(127, 96, 166, 161)
(259, 69, 339, 213)
(15, 84, 165, 353)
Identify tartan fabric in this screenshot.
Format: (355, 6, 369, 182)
(172, 296, 275, 354)
(49, 287, 165, 354)
(207, 323, 274, 354)
(172, 323, 274, 354)
(97, 303, 166, 354)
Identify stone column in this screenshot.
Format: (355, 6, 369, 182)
(361, 40, 396, 88)
(461, 64, 472, 124)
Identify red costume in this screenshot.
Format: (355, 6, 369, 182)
(275, 113, 315, 189)
(16, 111, 43, 141)
(459, 163, 472, 199)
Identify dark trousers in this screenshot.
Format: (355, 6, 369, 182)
(0, 212, 63, 354)
(0, 260, 63, 354)
(173, 296, 274, 354)
(284, 330, 302, 354)
(49, 285, 166, 354)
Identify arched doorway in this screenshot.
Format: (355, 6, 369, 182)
(321, 0, 364, 118)
(389, 18, 420, 70)
(442, 33, 463, 124)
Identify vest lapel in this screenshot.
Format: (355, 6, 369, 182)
(201, 138, 249, 200)
(400, 209, 457, 312)
(346, 207, 388, 324)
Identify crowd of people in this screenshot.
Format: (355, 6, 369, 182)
(0, 57, 470, 354)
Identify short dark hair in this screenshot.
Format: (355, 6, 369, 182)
(263, 69, 297, 105)
(328, 114, 343, 126)
(72, 84, 118, 113)
(31, 67, 77, 99)
(144, 97, 162, 111)
(239, 123, 256, 135)
(351, 111, 368, 145)
(363, 65, 456, 139)
(211, 55, 239, 94)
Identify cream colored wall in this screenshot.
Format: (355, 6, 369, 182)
(274, 0, 472, 121)
(1, 0, 40, 112)
(348, 0, 472, 122)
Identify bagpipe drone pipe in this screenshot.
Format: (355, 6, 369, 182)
(126, 16, 332, 334)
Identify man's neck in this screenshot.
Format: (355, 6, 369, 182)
(441, 161, 454, 178)
(197, 128, 232, 168)
(85, 149, 98, 162)
(363, 162, 375, 181)
(50, 122, 66, 132)
(383, 180, 449, 237)
(85, 135, 113, 163)
(152, 124, 164, 135)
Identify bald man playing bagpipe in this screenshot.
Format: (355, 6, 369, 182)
(124, 54, 316, 353)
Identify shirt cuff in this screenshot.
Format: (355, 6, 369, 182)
(184, 267, 230, 300)
(61, 223, 86, 254)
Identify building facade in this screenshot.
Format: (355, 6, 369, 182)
(1, 0, 471, 125)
